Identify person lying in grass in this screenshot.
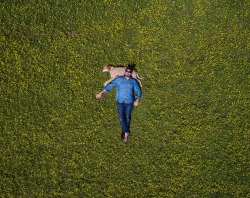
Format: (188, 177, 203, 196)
(96, 64, 142, 142)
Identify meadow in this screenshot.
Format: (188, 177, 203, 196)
(1, 0, 249, 197)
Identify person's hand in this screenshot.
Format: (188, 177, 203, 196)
(96, 92, 102, 99)
(96, 90, 105, 99)
(133, 99, 139, 107)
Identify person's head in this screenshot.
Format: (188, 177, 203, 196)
(124, 63, 135, 77)
(125, 67, 133, 77)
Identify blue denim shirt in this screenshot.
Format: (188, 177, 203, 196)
(104, 76, 142, 104)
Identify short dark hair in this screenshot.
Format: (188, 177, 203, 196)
(126, 63, 136, 71)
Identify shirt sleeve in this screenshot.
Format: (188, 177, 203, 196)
(104, 78, 118, 93)
(134, 80, 142, 99)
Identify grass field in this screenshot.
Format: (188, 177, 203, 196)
(1, 0, 249, 197)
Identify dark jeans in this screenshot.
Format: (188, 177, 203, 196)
(116, 102, 134, 134)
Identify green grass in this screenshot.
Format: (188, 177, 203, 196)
(1, 0, 249, 197)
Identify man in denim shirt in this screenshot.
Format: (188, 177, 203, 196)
(96, 66, 142, 142)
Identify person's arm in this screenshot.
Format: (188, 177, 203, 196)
(96, 78, 118, 99)
(133, 80, 142, 106)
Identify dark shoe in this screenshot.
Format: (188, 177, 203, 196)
(121, 133, 125, 140)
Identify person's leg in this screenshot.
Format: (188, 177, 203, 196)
(124, 103, 134, 133)
(117, 103, 129, 134)
(122, 103, 133, 142)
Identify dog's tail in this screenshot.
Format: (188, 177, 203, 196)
(136, 73, 144, 80)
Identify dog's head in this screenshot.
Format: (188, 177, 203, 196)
(102, 64, 113, 72)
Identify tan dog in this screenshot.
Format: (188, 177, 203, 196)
(103, 64, 143, 87)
